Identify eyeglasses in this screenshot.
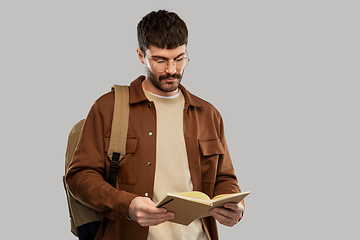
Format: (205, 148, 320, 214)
(144, 53, 190, 73)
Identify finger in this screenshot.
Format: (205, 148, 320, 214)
(143, 197, 156, 206)
(210, 207, 241, 227)
(136, 198, 174, 226)
(213, 207, 239, 220)
(211, 210, 238, 227)
(129, 197, 175, 227)
(224, 202, 244, 212)
(224, 202, 244, 219)
(142, 198, 168, 214)
(137, 212, 175, 227)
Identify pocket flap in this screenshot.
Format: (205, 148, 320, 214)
(125, 137, 138, 154)
(199, 139, 225, 156)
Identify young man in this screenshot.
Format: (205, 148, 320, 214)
(66, 10, 244, 240)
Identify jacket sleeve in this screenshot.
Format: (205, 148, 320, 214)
(66, 101, 137, 221)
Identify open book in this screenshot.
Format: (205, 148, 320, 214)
(156, 191, 250, 226)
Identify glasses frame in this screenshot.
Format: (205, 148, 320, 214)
(143, 51, 190, 73)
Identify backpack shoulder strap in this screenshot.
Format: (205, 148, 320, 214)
(107, 85, 130, 187)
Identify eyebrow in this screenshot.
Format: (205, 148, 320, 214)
(150, 52, 186, 60)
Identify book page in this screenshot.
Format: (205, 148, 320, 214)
(212, 193, 236, 201)
(171, 191, 211, 205)
(211, 192, 250, 206)
(174, 191, 210, 200)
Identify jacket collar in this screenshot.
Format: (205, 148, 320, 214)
(129, 75, 203, 108)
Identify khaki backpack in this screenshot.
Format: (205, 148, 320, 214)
(63, 85, 129, 239)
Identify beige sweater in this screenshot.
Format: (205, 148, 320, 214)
(144, 89, 208, 240)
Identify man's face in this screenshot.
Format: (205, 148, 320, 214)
(140, 45, 187, 95)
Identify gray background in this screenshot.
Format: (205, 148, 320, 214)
(1, 0, 359, 239)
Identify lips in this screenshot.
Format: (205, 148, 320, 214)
(164, 77, 176, 83)
(159, 73, 182, 82)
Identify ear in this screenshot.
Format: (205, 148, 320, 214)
(136, 48, 145, 65)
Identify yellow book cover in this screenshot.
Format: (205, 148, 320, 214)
(156, 191, 250, 225)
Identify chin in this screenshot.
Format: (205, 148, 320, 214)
(162, 82, 180, 92)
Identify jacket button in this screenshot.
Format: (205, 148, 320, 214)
(149, 132, 153, 136)
(148, 103, 152, 108)
(147, 162, 151, 166)
(145, 193, 149, 197)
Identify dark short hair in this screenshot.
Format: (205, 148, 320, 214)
(137, 10, 188, 53)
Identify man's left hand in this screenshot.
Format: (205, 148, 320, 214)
(210, 202, 244, 227)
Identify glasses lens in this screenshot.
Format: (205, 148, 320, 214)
(176, 57, 189, 70)
(153, 61, 167, 72)
(153, 57, 189, 72)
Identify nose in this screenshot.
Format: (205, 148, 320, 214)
(165, 60, 177, 75)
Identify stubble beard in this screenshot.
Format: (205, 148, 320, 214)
(145, 66, 183, 93)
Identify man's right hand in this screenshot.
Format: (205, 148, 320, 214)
(127, 196, 175, 227)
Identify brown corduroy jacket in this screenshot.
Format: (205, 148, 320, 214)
(66, 76, 243, 240)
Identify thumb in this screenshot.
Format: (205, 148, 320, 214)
(143, 197, 156, 207)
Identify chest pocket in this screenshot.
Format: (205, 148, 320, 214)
(105, 137, 139, 185)
(198, 139, 225, 184)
